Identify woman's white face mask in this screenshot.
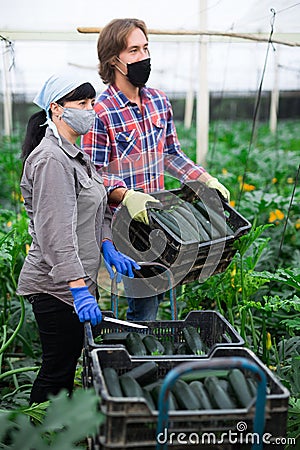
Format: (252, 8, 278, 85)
(60, 106, 96, 135)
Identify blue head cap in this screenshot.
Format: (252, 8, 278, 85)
(33, 72, 92, 119)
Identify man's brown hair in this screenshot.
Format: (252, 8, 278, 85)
(97, 18, 148, 85)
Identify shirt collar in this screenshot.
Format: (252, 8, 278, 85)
(45, 127, 84, 159)
(109, 84, 151, 107)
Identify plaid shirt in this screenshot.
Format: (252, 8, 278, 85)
(82, 84, 207, 195)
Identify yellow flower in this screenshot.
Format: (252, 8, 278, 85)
(20, 194, 24, 202)
(295, 220, 300, 230)
(266, 332, 272, 350)
(229, 200, 236, 207)
(222, 168, 228, 175)
(237, 176, 255, 191)
(230, 265, 236, 287)
(287, 177, 294, 184)
(242, 183, 256, 192)
(25, 244, 30, 254)
(6, 221, 12, 228)
(268, 209, 284, 223)
(272, 178, 277, 184)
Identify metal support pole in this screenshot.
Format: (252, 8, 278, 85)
(196, 0, 209, 164)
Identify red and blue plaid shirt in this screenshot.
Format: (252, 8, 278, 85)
(82, 84, 207, 195)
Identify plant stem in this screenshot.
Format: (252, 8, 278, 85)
(0, 366, 39, 381)
(0, 296, 25, 354)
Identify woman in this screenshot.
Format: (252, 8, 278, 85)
(17, 72, 140, 404)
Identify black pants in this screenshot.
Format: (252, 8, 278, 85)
(28, 293, 84, 404)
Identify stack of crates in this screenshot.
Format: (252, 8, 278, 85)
(84, 183, 289, 449)
(83, 313, 290, 450)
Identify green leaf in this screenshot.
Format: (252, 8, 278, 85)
(0, 389, 104, 450)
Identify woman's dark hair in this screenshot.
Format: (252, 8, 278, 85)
(21, 82, 96, 165)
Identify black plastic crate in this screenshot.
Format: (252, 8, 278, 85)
(89, 346, 289, 450)
(84, 310, 244, 359)
(82, 311, 244, 390)
(112, 181, 251, 288)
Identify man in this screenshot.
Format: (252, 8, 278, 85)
(82, 18, 230, 321)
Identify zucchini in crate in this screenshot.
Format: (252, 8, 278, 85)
(151, 385, 178, 411)
(102, 331, 129, 345)
(189, 380, 213, 409)
(172, 379, 200, 410)
(103, 367, 123, 397)
(120, 375, 144, 398)
(142, 335, 165, 355)
(176, 203, 211, 242)
(163, 339, 175, 355)
(126, 332, 147, 356)
(123, 361, 158, 386)
(204, 376, 236, 409)
(183, 325, 205, 355)
(228, 368, 254, 407)
(176, 342, 189, 354)
(168, 207, 199, 241)
(151, 210, 181, 238)
(142, 387, 156, 410)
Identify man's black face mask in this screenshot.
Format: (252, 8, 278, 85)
(126, 58, 151, 87)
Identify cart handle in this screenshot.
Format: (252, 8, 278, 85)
(156, 356, 267, 450)
(111, 261, 178, 320)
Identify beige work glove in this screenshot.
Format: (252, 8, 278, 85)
(122, 189, 160, 225)
(205, 177, 230, 202)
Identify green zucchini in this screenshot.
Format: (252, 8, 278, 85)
(183, 325, 205, 355)
(119, 375, 144, 398)
(176, 204, 210, 242)
(246, 377, 258, 398)
(195, 201, 232, 238)
(142, 335, 165, 355)
(187, 203, 214, 239)
(142, 387, 156, 410)
(102, 331, 129, 345)
(123, 361, 158, 386)
(168, 208, 199, 241)
(181, 369, 229, 382)
(126, 332, 147, 356)
(143, 380, 163, 392)
(176, 342, 189, 354)
(163, 339, 175, 355)
(103, 367, 123, 397)
(218, 378, 236, 400)
(204, 376, 236, 409)
(152, 210, 182, 238)
(151, 385, 178, 411)
(228, 369, 254, 407)
(172, 379, 200, 410)
(189, 380, 213, 409)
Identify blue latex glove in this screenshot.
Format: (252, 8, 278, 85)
(102, 240, 141, 283)
(70, 286, 102, 326)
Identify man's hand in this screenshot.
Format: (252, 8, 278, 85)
(122, 189, 160, 225)
(205, 177, 230, 202)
